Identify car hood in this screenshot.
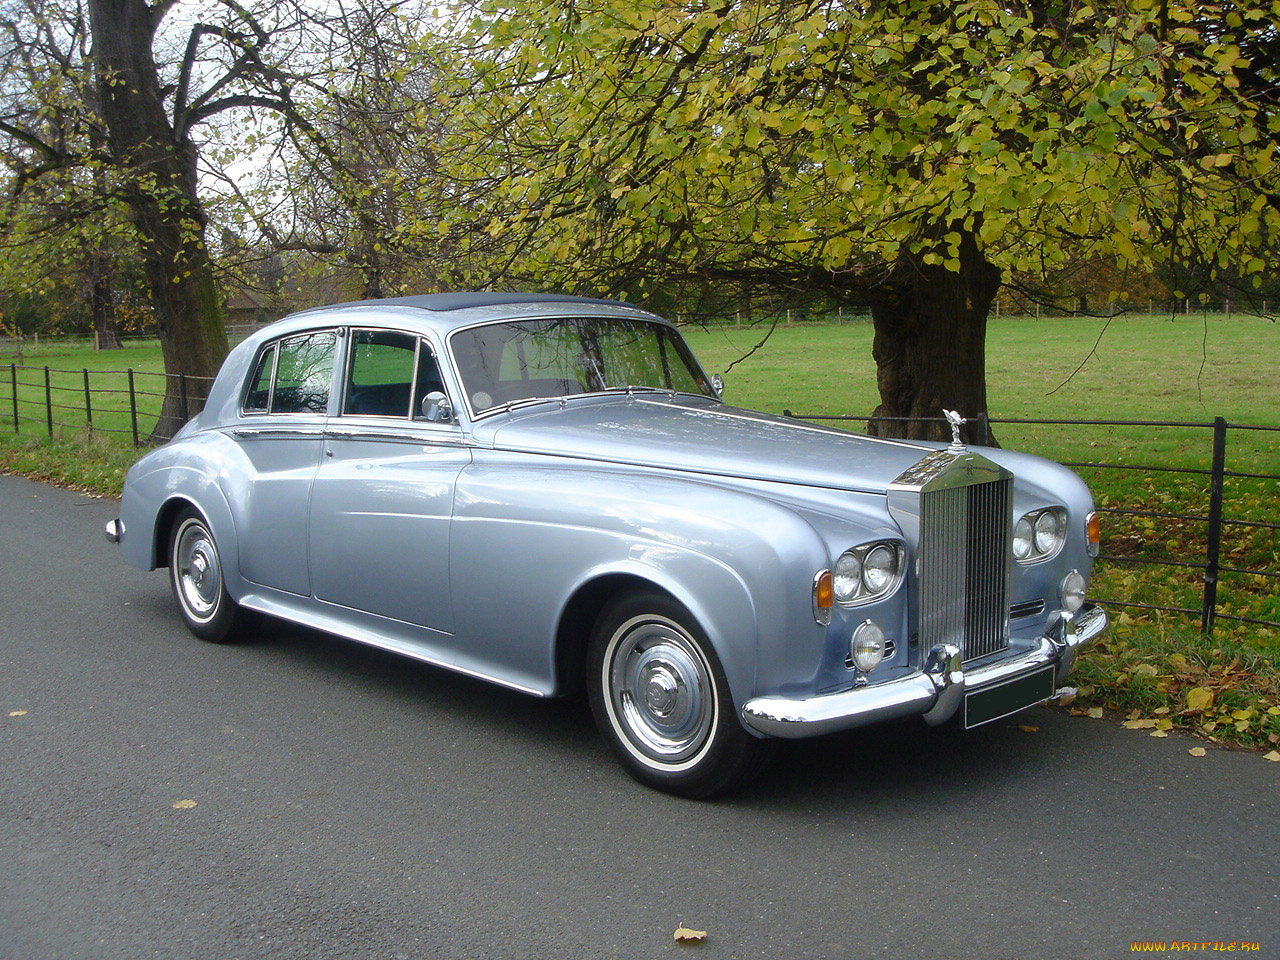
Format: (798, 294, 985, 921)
(481, 396, 937, 494)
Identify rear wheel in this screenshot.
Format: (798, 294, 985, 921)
(587, 592, 774, 798)
(168, 509, 248, 643)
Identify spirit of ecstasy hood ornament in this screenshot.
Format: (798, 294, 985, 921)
(943, 409, 967, 451)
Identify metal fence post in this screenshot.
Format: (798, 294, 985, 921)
(975, 412, 991, 446)
(9, 364, 17, 432)
(1201, 416, 1227, 635)
(44, 367, 53, 437)
(128, 369, 139, 447)
(83, 368, 93, 435)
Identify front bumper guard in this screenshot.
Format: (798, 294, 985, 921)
(741, 602, 1107, 739)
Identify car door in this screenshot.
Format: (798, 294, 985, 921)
(308, 329, 470, 635)
(233, 328, 337, 597)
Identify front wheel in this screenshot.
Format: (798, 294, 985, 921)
(168, 509, 249, 643)
(587, 592, 774, 798)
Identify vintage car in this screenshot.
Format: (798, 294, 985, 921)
(107, 293, 1106, 797)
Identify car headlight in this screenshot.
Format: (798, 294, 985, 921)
(1013, 516, 1034, 561)
(833, 551, 863, 603)
(1013, 507, 1068, 563)
(832, 541, 904, 605)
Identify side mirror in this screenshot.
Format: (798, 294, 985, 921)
(711, 374, 725, 398)
(420, 391, 454, 423)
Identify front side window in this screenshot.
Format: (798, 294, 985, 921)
(451, 317, 713, 415)
(342, 330, 447, 420)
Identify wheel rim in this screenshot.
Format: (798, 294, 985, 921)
(174, 520, 221, 622)
(605, 615, 717, 767)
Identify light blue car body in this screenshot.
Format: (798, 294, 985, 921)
(113, 293, 1105, 745)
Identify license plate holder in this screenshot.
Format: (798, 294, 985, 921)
(964, 666, 1056, 729)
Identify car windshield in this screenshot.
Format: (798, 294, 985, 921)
(450, 316, 716, 415)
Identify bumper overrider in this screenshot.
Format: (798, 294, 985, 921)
(741, 602, 1107, 738)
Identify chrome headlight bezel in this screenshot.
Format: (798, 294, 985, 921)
(1013, 507, 1068, 564)
(832, 541, 905, 606)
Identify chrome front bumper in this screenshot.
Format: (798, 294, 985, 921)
(741, 602, 1107, 739)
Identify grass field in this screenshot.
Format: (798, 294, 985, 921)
(3, 312, 1278, 752)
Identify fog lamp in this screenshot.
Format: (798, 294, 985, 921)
(850, 620, 886, 673)
(1060, 570, 1087, 614)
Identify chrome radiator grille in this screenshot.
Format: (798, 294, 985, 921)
(917, 473, 1013, 663)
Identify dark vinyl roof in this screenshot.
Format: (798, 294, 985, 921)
(315, 292, 634, 313)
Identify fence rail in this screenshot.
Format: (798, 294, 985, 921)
(3, 362, 1275, 636)
(5, 363, 213, 444)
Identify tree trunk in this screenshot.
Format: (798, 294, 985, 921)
(89, 0, 228, 440)
(87, 252, 122, 350)
(867, 228, 1001, 445)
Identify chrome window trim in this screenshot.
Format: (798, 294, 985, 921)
(230, 425, 327, 440)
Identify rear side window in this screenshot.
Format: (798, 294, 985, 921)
(242, 331, 337, 415)
(243, 344, 276, 413)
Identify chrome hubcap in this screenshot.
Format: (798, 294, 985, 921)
(608, 616, 715, 765)
(176, 522, 220, 620)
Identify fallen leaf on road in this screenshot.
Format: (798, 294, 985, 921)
(1188, 747, 1206, 757)
(1086, 707, 1104, 719)
(8, 710, 27, 717)
(674, 926, 707, 943)
(172, 799, 197, 810)
(1149, 730, 1169, 738)
(1018, 725, 1038, 733)
(1263, 751, 1280, 763)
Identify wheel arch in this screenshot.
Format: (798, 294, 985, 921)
(551, 561, 760, 720)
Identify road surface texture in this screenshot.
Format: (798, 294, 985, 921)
(2, 472, 1276, 960)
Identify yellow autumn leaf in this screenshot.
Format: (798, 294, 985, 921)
(1263, 751, 1280, 763)
(1018, 725, 1038, 733)
(1188, 747, 1206, 757)
(1149, 730, 1169, 738)
(1185, 687, 1214, 711)
(1086, 707, 1104, 719)
(674, 926, 708, 943)
(172, 799, 197, 810)
(8, 710, 27, 717)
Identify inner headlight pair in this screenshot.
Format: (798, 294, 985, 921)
(833, 541, 904, 604)
(1013, 507, 1067, 563)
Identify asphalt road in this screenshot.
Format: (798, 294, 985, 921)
(1, 471, 1276, 960)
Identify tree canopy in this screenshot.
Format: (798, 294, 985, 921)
(450, 0, 1280, 436)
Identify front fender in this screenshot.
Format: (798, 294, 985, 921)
(449, 453, 837, 706)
